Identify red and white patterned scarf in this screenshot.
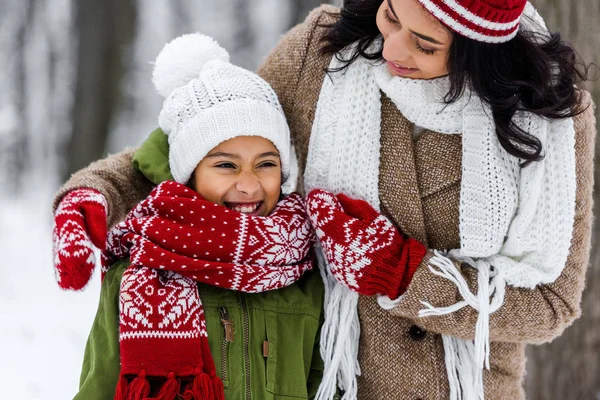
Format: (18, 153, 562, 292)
(106, 180, 314, 400)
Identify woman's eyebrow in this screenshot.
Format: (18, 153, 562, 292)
(409, 29, 444, 45)
(387, 0, 444, 46)
(387, 0, 400, 20)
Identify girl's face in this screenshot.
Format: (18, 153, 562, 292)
(193, 136, 282, 216)
(376, 0, 453, 79)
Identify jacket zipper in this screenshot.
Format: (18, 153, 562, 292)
(241, 294, 251, 400)
(218, 306, 234, 382)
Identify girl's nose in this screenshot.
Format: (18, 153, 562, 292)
(235, 172, 261, 196)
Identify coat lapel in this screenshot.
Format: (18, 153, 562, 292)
(378, 94, 429, 246)
(414, 130, 462, 199)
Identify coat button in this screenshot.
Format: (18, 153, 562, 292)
(408, 325, 427, 341)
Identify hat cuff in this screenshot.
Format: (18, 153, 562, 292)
(167, 99, 291, 184)
(418, 0, 525, 43)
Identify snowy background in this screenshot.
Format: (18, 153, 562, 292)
(1, 0, 598, 399)
(0, 1, 328, 398)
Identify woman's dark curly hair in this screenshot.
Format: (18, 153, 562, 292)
(320, 0, 591, 165)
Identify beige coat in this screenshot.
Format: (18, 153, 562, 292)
(56, 5, 596, 399)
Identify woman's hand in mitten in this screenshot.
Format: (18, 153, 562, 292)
(52, 188, 108, 290)
(305, 189, 427, 299)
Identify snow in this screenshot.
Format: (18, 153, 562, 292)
(0, 178, 101, 399)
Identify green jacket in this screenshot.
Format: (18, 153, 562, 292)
(74, 129, 325, 400)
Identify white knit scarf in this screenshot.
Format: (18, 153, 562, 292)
(305, 4, 577, 399)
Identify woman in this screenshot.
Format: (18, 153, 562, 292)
(53, 0, 596, 399)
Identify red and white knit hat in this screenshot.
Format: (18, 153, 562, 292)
(417, 0, 528, 43)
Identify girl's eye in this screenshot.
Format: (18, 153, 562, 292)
(215, 162, 236, 169)
(258, 161, 277, 168)
(415, 40, 435, 55)
(384, 9, 397, 24)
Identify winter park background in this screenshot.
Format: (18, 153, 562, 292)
(0, 1, 598, 399)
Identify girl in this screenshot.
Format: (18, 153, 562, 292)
(56, 34, 324, 400)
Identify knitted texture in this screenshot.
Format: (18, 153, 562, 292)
(54, 5, 596, 399)
(52, 188, 108, 290)
(107, 181, 314, 292)
(304, 5, 576, 398)
(417, 0, 527, 43)
(154, 33, 291, 186)
(317, 38, 577, 289)
(305, 189, 426, 299)
(152, 34, 229, 97)
(374, 61, 577, 287)
(107, 181, 314, 399)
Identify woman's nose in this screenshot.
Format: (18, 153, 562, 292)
(383, 31, 410, 62)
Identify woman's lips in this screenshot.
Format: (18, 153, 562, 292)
(387, 61, 419, 76)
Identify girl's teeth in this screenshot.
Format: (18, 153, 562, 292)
(232, 203, 259, 213)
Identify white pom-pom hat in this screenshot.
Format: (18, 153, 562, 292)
(152, 33, 291, 188)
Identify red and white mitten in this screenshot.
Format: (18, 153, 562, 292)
(306, 189, 427, 299)
(52, 188, 108, 290)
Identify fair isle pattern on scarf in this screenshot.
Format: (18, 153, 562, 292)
(306, 4, 576, 399)
(106, 181, 314, 400)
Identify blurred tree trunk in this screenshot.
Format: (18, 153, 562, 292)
(232, 0, 256, 70)
(0, 0, 34, 192)
(525, 1, 600, 399)
(11, 0, 33, 191)
(64, 0, 137, 180)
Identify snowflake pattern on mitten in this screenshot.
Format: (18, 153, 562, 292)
(306, 189, 427, 299)
(52, 188, 108, 290)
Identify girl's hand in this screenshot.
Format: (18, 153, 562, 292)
(52, 188, 108, 290)
(305, 189, 427, 299)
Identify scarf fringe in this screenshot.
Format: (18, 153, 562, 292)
(154, 372, 181, 400)
(114, 373, 129, 400)
(123, 370, 151, 400)
(181, 370, 223, 400)
(419, 251, 506, 400)
(315, 245, 361, 400)
(114, 370, 223, 400)
(212, 374, 225, 400)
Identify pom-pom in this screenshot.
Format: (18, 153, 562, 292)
(152, 33, 229, 97)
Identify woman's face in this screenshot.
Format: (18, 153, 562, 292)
(376, 0, 453, 79)
(192, 136, 282, 217)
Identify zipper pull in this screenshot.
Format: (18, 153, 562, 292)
(218, 306, 234, 343)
